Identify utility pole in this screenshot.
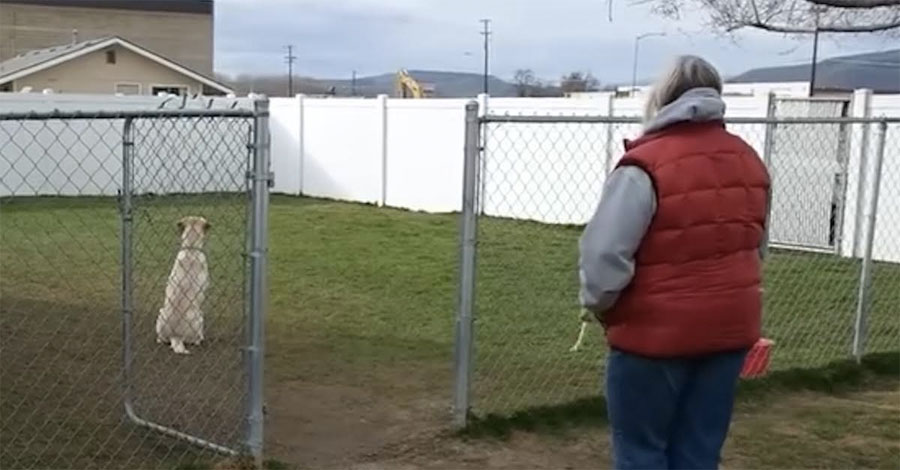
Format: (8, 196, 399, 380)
(352, 70, 357, 97)
(480, 19, 491, 95)
(809, 7, 823, 98)
(284, 45, 297, 96)
(809, 28, 820, 97)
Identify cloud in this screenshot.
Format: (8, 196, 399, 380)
(214, 0, 892, 84)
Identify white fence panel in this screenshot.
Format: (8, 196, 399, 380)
(1, 93, 254, 198)
(300, 99, 383, 204)
(384, 99, 468, 213)
(4, 91, 899, 262)
(870, 95, 900, 263)
(0, 119, 122, 197)
(270, 97, 301, 195)
(482, 97, 614, 224)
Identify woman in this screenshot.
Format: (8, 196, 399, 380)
(578, 55, 770, 470)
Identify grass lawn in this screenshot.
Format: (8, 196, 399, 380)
(1, 194, 898, 469)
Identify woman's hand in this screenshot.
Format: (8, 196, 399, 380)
(580, 307, 607, 328)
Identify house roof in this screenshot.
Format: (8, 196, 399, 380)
(0, 36, 232, 94)
(4, 0, 213, 14)
(729, 49, 900, 93)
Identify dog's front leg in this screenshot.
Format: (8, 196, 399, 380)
(170, 338, 190, 355)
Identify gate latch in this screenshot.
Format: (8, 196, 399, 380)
(246, 170, 275, 188)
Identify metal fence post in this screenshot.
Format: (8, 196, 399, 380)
(453, 101, 480, 429)
(760, 93, 777, 256)
(832, 111, 851, 255)
(120, 117, 136, 416)
(477, 93, 488, 215)
(762, 92, 777, 169)
(246, 98, 272, 466)
(852, 91, 873, 257)
(852, 121, 887, 362)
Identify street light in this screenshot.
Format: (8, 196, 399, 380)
(631, 32, 665, 95)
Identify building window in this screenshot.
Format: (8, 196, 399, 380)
(151, 86, 188, 96)
(0, 82, 12, 92)
(106, 50, 116, 64)
(115, 83, 140, 95)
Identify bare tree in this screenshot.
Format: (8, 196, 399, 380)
(806, 0, 900, 7)
(560, 71, 601, 93)
(630, 0, 900, 33)
(513, 69, 538, 97)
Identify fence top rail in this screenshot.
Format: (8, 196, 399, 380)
(0, 108, 257, 121)
(481, 115, 900, 125)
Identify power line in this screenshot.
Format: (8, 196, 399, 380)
(480, 19, 491, 95)
(284, 45, 297, 96)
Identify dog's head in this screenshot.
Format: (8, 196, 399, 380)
(177, 216, 211, 249)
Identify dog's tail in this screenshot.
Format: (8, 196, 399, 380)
(170, 338, 189, 355)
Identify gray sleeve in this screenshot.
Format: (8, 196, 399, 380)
(578, 166, 656, 313)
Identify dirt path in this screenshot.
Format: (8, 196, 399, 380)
(263, 380, 899, 470)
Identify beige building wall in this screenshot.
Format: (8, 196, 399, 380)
(0, 2, 213, 74)
(11, 44, 209, 95)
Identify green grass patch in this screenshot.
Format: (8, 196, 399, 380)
(1, 195, 898, 467)
(461, 351, 899, 439)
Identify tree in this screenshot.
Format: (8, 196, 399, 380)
(628, 0, 900, 34)
(560, 71, 600, 94)
(806, 0, 899, 7)
(513, 69, 539, 97)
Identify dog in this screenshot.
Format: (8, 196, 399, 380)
(156, 216, 210, 354)
(569, 308, 600, 352)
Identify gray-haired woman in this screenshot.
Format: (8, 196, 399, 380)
(578, 55, 771, 469)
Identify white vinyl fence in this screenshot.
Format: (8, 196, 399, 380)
(0, 94, 256, 197)
(2, 90, 899, 262)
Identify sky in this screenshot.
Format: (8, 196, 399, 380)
(214, 0, 893, 84)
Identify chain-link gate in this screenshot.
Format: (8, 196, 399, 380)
(769, 97, 850, 252)
(0, 102, 270, 469)
(452, 104, 900, 425)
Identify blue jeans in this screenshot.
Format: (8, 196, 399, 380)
(605, 348, 748, 470)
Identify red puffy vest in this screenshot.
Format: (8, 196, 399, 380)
(604, 121, 770, 358)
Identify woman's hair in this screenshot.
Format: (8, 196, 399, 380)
(643, 55, 723, 124)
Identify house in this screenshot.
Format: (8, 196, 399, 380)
(0, 36, 232, 96)
(0, 0, 214, 75)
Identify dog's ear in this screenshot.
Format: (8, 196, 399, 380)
(203, 220, 211, 232)
(177, 219, 186, 233)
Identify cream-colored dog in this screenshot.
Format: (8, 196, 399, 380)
(156, 216, 210, 354)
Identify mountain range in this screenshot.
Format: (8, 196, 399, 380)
(219, 49, 899, 98)
(220, 70, 522, 98)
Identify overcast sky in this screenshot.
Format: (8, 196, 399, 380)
(214, 0, 891, 84)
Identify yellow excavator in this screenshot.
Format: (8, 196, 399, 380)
(395, 69, 433, 98)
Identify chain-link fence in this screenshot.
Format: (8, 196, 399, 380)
(860, 122, 900, 357)
(452, 106, 900, 423)
(0, 104, 271, 469)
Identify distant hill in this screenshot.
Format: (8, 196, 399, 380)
(333, 70, 520, 97)
(729, 49, 900, 93)
(221, 70, 524, 98)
